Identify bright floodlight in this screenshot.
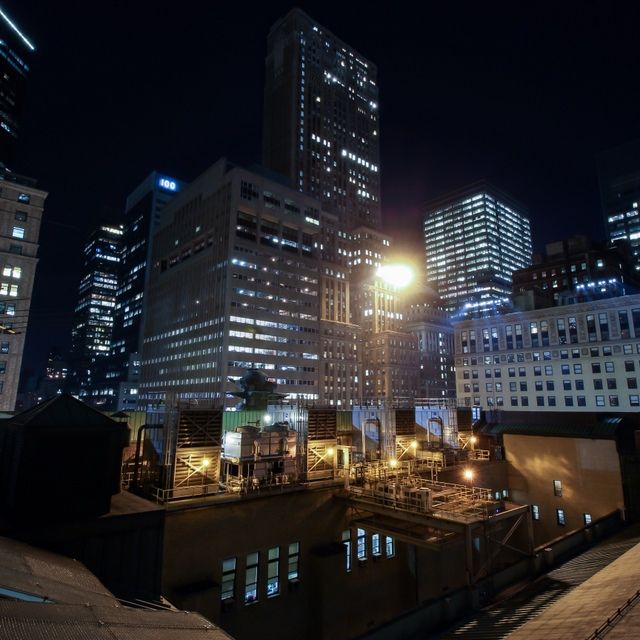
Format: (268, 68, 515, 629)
(202, 458, 210, 468)
(389, 458, 398, 468)
(376, 264, 414, 289)
(463, 468, 473, 482)
(327, 447, 335, 457)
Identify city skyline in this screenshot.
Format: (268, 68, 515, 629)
(5, 1, 640, 377)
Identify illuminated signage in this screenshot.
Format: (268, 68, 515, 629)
(158, 177, 178, 192)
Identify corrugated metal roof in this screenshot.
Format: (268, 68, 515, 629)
(0, 536, 116, 607)
(0, 602, 233, 639)
(0, 537, 234, 639)
(486, 422, 620, 439)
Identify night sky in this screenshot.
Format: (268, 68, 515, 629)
(6, 1, 640, 379)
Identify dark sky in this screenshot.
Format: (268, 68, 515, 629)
(6, 1, 640, 379)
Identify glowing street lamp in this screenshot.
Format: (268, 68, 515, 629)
(463, 468, 474, 484)
(376, 264, 415, 289)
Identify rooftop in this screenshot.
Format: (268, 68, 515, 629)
(0, 536, 233, 639)
(509, 535, 640, 639)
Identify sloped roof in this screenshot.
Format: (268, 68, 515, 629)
(5, 394, 122, 429)
(0, 602, 232, 639)
(480, 410, 638, 440)
(486, 421, 620, 439)
(0, 536, 116, 606)
(0, 536, 234, 639)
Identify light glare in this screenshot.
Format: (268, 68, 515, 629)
(376, 264, 414, 289)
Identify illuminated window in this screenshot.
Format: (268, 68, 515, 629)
(584, 513, 592, 526)
(556, 509, 565, 526)
(372, 533, 382, 557)
(553, 480, 562, 496)
(244, 552, 259, 604)
(342, 530, 352, 572)
(357, 527, 367, 560)
(12, 227, 25, 239)
(385, 536, 395, 558)
(267, 547, 280, 597)
(288, 542, 300, 580)
(221, 558, 236, 601)
(532, 505, 540, 520)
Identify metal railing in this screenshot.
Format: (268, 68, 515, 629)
(585, 589, 640, 639)
(349, 476, 494, 523)
(152, 483, 220, 502)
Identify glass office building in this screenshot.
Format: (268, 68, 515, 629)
(424, 182, 532, 316)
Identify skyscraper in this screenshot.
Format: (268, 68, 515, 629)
(68, 224, 123, 406)
(598, 140, 640, 271)
(139, 159, 327, 407)
(0, 6, 35, 167)
(107, 172, 183, 410)
(0, 169, 46, 410)
(424, 182, 532, 315)
(263, 8, 381, 231)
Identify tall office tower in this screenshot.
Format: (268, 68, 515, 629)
(598, 140, 640, 271)
(424, 182, 532, 316)
(106, 172, 183, 410)
(263, 8, 381, 231)
(0, 170, 45, 410)
(349, 228, 419, 402)
(68, 224, 123, 406)
(316, 210, 361, 405)
(140, 159, 347, 408)
(0, 6, 35, 167)
(404, 289, 455, 399)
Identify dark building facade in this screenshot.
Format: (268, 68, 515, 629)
(0, 7, 35, 167)
(263, 8, 381, 231)
(0, 170, 45, 411)
(68, 224, 123, 406)
(107, 172, 183, 410)
(404, 289, 455, 399)
(512, 235, 639, 310)
(598, 140, 640, 272)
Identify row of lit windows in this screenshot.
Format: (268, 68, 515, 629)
(221, 542, 299, 604)
(460, 308, 640, 353)
(462, 394, 639, 408)
(342, 529, 394, 571)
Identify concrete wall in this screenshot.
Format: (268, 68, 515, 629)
(162, 487, 471, 640)
(504, 434, 624, 547)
